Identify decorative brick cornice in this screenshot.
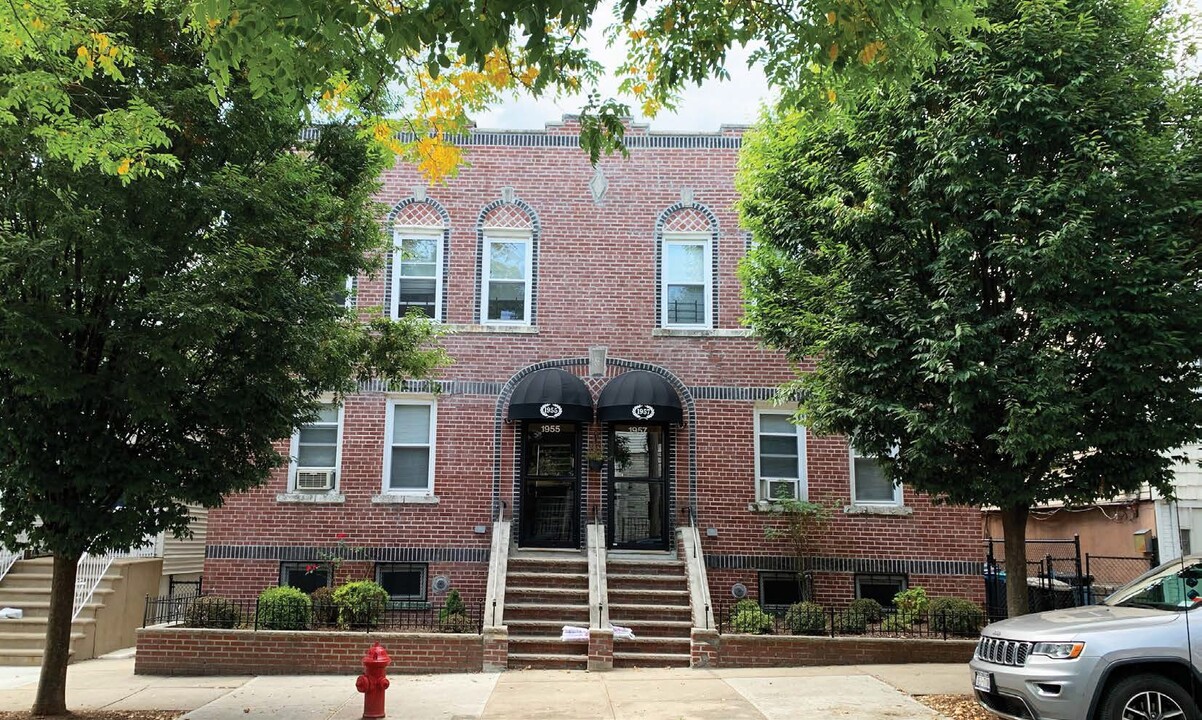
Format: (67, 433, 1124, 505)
(205, 545, 489, 563)
(705, 554, 984, 576)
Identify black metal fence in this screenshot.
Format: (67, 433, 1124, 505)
(143, 594, 484, 634)
(715, 599, 986, 639)
(167, 575, 202, 599)
(984, 537, 1157, 619)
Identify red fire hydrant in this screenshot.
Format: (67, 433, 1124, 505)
(356, 642, 392, 719)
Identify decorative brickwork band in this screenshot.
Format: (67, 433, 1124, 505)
(705, 554, 984, 576)
(205, 546, 489, 563)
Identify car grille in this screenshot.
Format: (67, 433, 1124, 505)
(977, 637, 1032, 666)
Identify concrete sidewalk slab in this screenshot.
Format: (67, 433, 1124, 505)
(723, 674, 941, 720)
(858, 663, 972, 696)
(602, 676, 765, 720)
(481, 673, 612, 719)
(332, 673, 499, 720)
(183, 676, 358, 720)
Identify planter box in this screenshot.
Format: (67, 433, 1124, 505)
(135, 626, 483, 676)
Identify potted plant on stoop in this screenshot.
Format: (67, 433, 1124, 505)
(586, 447, 607, 471)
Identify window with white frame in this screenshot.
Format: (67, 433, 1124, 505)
(291, 403, 341, 492)
(384, 400, 435, 493)
(377, 563, 427, 602)
(662, 234, 711, 328)
(481, 231, 532, 324)
(756, 411, 806, 501)
(851, 447, 902, 505)
(393, 228, 442, 320)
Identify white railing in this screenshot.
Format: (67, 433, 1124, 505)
(72, 542, 158, 620)
(0, 546, 24, 585)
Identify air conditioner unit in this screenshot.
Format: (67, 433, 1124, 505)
(296, 469, 335, 491)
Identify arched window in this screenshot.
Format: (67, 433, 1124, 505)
(385, 199, 450, 321)
(476, 198, 539, 325)
(656, 204, 719, 329)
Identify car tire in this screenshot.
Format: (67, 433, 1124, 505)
(1098, 673, 1200, 720)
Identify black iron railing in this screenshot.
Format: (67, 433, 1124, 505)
(715, 599, 988, 640)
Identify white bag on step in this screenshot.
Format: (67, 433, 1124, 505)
(560, 625, 589, 641)
(0, 607, 23, 619)
(611, 624, 636, 640)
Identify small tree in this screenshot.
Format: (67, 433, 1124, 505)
(0, 11, 444, 715)
(739, 0, 1202, 617)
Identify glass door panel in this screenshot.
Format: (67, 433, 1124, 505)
(520, 422, 579, 547)
(609, 425, 669, 550)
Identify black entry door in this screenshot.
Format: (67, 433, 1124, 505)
(608, 424, 669, 550)
(519, 422, 580, 547)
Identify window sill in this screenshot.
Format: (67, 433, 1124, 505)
(276, 492, 345, 504)
(371, 493, 440, 505)
(445, 323, 538, 335)
(746, 501, 805, 513)
(653, 328, 754, 338)
(843, 504, 913, 516)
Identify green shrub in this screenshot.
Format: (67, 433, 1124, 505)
(849, 598, 884, 623)
(881, 614, 911, 633)
(730, 599, 774, 634)
(439, 589, 466, 621)
(256, 586, 311, 630)
(832, 609, 867, 635)
(439, 613, 474, 633)
(184, 596, 243, 629)
(310, 587, 338, 626)
(929, 597, 985, 636)
(893, 587, 929, 619)
(333, 581, 389, 629)
(784, 601, 826, 635)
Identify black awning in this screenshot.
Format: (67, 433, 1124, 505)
(507, 368, 594, 423)
(597, 370, 683, 424)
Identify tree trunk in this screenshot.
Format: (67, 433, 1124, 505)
(32, 551, 81, 716)
(1000, 504, 1031, 617)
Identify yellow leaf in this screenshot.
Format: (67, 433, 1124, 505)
(826, 88, 837, 103)
(859, 40, 886, 64)
(826, 11, 837, 25)
(828, 43, 839, 61)
(116, 158, 131, 175)
(76, 45, 88, 59)
(30, 17, 44, 31)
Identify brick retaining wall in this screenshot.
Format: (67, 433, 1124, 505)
(135, 627, 483, 675)
(690, 630, 976, 668)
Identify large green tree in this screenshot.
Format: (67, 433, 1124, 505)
(739, 0, 1202, 617)
(0, 9, 445, 715)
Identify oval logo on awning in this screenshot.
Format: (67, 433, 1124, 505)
(632, 404, 655, 420)
(540, 403, 563, 418)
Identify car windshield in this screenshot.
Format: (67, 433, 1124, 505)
(1104, 558, 1202, 611)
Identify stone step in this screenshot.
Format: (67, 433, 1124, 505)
(505, 571, 588, 589)
(614, 636, 692, 653)
(0, 602, 103, 620)
(505, 619, 580, 637)
(607, 573, 689, 590)
(508, 637, 589, 656)
(506, 587, 590, 605)
(606, 559, 685, 576)
(507, 558, 588, 575)
(608, 603, 691, 621)
(508, 652, 588, 671)
(613, 652, 690, 669)
(503, 603, 591, 623)
(0, 648, 75, 667)
(607, 588, 690, 606)
(608, 619, 693, 637)
(0, 630, 86, 651)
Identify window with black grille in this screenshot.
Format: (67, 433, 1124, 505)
(377, 563, 427, 601)
(280, 562, 330, 594)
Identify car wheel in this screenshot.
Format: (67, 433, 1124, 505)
(1099, 673, 1200, 720)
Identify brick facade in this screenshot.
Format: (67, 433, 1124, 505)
(204, 117, 984, 616)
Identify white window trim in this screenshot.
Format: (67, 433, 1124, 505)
(392, 226, 444, 322)
(754, 409, 807, 502)
(480, 228, 533, 326)
(288, 401, 344, 492)
(661, 232, 713, 330)
(344, 275, 355, 310)
(382, 398, 437, 495)
(849, 446, 904, 506)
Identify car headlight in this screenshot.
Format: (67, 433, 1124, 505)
(1030, 642, 1085, 659)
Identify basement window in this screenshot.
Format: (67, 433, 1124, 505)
(377, 563, 427, 602)
(759, 572, 805, 612)
(280, 562, 330, 594)
(854, 574, 907, 607)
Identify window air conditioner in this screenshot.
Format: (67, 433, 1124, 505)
(296, 469, 335, 491)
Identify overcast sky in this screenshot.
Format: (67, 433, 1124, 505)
(472, 9, 775, 133)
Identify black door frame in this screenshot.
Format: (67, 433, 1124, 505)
(606, 423, 671, 550)
(518, 420, 582, 548)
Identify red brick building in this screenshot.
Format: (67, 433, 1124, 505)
(203, 117, 983, 618)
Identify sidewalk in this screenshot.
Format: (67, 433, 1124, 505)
(0, 655, 971, 719)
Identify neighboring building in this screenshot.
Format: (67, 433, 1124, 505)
(1153, 443, 1202, 562)
(202, 117, 983, 617)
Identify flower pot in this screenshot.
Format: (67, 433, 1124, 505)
(588, 459, 605, 471)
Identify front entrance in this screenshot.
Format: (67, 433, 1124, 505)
(608, 424, 669, 550)
(519, 422, 580, 548)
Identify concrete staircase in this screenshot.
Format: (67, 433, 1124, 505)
(0, 558, 102, 666)
(504, 552, 590, 670)
(608, 556, 692, 668)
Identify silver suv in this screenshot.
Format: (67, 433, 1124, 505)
(970, 556, 1202, 720)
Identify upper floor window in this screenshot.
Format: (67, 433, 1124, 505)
(662, 233, 711, 328)
(755, 410, 806, 501)
(481, 230, 533, 324)
(393, 228, 443, 321)
(851, 447, 902, 505)
(383, 400, 436, 494)
(291, 403, 341, 492)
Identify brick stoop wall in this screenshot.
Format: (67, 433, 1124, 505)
(690, 630, 977, 668)
(135, 627, 482, 675)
